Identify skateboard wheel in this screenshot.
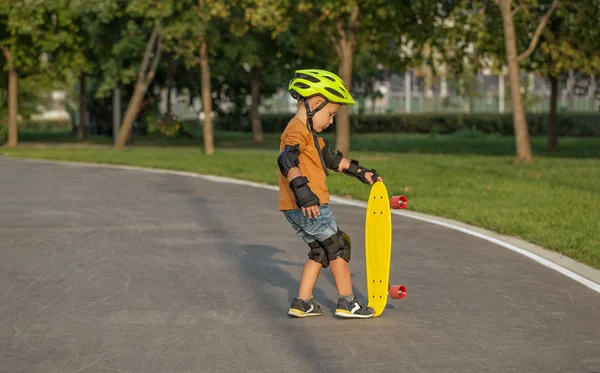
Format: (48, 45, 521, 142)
(389, 285, 407, 299)
(390, 195, 408, 209)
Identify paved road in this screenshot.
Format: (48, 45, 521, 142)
(1, 157, 599, 373)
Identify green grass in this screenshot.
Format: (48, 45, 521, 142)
(3, 139, 600, 270)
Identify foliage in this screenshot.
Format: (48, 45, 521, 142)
(216, 112, 600, 137)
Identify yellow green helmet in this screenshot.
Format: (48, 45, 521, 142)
(289, 69, 356, 105)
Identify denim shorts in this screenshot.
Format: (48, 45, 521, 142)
(283, 204, 339, 244)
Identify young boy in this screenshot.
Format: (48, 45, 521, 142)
(278, 69, 383, 319)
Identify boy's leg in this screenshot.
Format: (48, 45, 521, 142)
(284, 205, 370, 317)
(329, 257, 352, 296)
(284, 208, 328, 317)
(298, 259, 323, 300)
(330, 259, 375, 319)
(289, 258, 324, 318)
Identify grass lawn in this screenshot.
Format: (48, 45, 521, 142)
(3, 131, 599, 270)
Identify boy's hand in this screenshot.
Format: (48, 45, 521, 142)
(364, 172, 383, 184)
(302, 205, 320, 219)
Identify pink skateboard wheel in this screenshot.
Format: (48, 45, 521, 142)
(390, 195, 408, 209)
(389, 285, 407, 299)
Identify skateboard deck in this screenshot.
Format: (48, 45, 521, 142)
(365, 182, 407, 317)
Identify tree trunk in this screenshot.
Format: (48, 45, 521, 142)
(112, 18, 121, 144)
(546, 75, 558, 152)
(166, 53, 174, 124)
(7, 65, 18, 148)
(117, 82, 148, 148)
(2, 46, 18, 148)
(336, 40, 353, 156)
(499, 70, 506, 113)
(200, 39, 214, 155)
(371, 95, 376, 113)
(250, 67, 263, 145)
(115, 24, 162, 150)
(78, 74, 87, 141)
(404, 71, 411, 113)
(113, 84, 121, 145)
(425, 73, 433, 112)
(499, 0, 533, 163)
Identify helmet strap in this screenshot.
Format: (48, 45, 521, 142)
(303, 98, 329, 130)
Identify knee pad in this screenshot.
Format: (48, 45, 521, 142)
(320, 230, 351, 263)
(308, 241, 330, 268)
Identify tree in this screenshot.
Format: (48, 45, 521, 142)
(114, 22, 163, 149)
(164, 0, 231, 155)
(0, 40, 17, 147)
(208, 27, 317, 134)
(241, 0, 291, 144)
(296, 1, 437, 156)
(0, 0, 78, 147)
(114, 0, 173, 149)
(83, 1, 142, 141)
(436, 0, 560, 162)
(0, 0, 34, 148)
(496, 0, 559, 163)
(531, 1, 600, 151)
(351, 48, 386, 115)
(296, 1, 358, 155)
(48, 1, 96, 141)
(221, 0, 292, 144)
(61, 1, 132, 142)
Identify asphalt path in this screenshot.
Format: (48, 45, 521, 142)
(1, 157, 599, 373)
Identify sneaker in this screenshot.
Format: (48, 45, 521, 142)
(334, 296, 375, 319)
(288, 297, 323, 318)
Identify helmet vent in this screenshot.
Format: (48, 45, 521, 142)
(325, 87, 345, 99)
(294, 82, 311, 89)
(296, 74, 320, 83)
(324, 76, 335, 82)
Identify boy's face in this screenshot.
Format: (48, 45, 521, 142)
(309, 97, 341, 133)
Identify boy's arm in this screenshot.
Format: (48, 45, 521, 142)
(286, 167, 302, 181)
(337, 158, 351, 172)
(320, 140, 382, 184)
(338, 157, 382, 184)
(285, 167, 321, 218)
(278, 145, 320, 217)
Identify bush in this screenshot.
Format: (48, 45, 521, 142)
(19, 119, 72, 132)
(216, 112, 600, 136)
(180, 119, 202, 136)
(0, 125, 6, 144)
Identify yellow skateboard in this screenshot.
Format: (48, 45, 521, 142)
(365, 182, 408, 317)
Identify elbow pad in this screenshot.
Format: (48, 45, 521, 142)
(321, 140, 343, 172)
(277, 144, 300, 177)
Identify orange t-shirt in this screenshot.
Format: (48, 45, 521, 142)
(278, 118, 329, 211)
